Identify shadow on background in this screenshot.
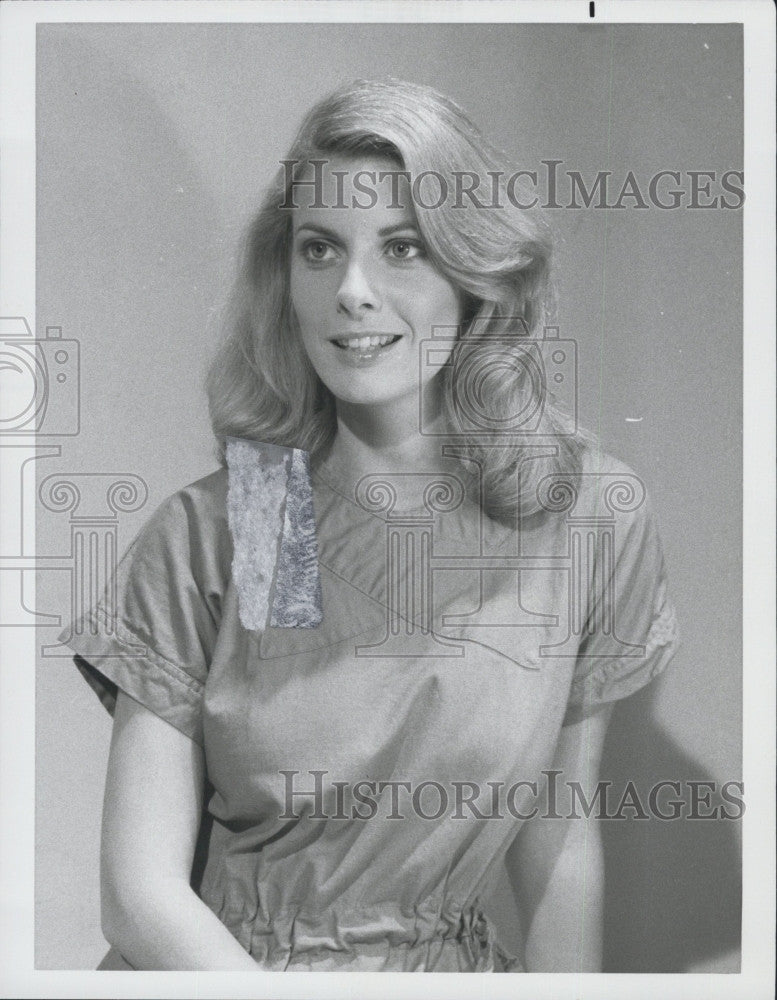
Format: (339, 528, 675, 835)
(486, 679, 742, 973)
(601, 682, 742, 972)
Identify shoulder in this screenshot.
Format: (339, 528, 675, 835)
(174, 466, 229, 526)
(150, 466, 229, 530)
(570, 446, 672, 599)
(530, 442, 666, 568)
(564, 443, 655, 525)
(126, 467, 232, 585)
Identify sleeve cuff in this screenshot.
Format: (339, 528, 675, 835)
(563, 603, 680, 726)
(59, 608, 205, 746)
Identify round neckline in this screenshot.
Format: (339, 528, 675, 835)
(310, 460, 517, 555)
(311, 464, 437, 519)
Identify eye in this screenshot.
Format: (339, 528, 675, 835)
(386, 238, 425, 261)
(301, 239, 337, 263)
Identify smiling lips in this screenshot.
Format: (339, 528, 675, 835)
(331, 334, 402, 351)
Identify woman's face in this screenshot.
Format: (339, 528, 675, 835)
(289, 155, 464, 412)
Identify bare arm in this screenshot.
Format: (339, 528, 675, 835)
(100, 690, 258, 970)
(504, 703, 614, 972)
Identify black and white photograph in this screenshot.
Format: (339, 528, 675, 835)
(0, 1, 774, 997)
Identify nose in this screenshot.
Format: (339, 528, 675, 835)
(336, 261, 381, 317)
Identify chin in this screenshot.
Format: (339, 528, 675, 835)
(332, 388, 409, 408)
(323, 378, 418, 409)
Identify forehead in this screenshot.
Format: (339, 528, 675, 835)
(289, 153, 417, 229)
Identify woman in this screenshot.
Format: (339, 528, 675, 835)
(63, 79, 679, 972)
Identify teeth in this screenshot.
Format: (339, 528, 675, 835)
(334, 335, 397, 350)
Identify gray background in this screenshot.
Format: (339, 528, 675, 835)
(35, 22, 742, 971)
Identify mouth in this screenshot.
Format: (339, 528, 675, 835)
(330, 334, 402, 352)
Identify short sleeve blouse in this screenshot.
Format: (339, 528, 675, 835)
(61, 441, 679, 972)
(563, 484, 679, 724)
(67, 476, 232, 748)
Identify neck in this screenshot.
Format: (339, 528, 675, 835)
(333, 378, 448, 466)
(316, 383, 465, 508)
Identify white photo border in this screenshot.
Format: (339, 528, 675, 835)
(1, 1, 773, 998)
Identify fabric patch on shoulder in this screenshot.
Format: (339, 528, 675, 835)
(271, 448, 323, 627)
(226, 438, 322, 631)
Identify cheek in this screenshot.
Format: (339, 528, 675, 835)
(289, 265, 313, 327)
(290, 267, 341, 336)
(412, 277, 464, 327)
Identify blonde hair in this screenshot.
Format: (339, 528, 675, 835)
(206, 78, 591, 521)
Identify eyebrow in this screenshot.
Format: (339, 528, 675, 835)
(294, 221, 420, 239)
